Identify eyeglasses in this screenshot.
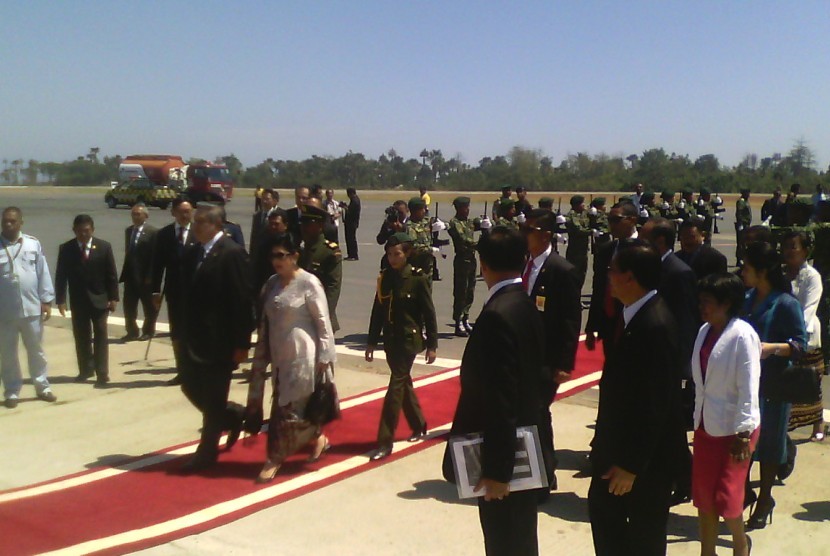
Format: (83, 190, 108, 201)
(607, 215, 626, 223)
(269, 252, 290, 259)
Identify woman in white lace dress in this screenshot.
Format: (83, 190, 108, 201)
(247, 236, 337, 483)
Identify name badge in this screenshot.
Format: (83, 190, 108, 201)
(535, 295, 545, 312)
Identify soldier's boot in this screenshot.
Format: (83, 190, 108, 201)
(462, 316, 473, 334)
(454, 320, 469, 337)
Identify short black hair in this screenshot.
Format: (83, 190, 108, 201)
(346, 187, 356, 196)
(527, 209, 555, 233)
(743, 241, 791, 294)
(171, 197, 191, 211)
(743, 225, 773, 247)
(781, 229, 812, 251)
(613, 239, 661, 291)
(2, 206, 22, 218)
(477, 226, 527, 272)
(678, 219, 704, 235)
(262, 188, 278, 200)
(611, 200, 638, 218)
(645, 217, 676, 246)
(269, 235, 298, 255)
(393, 199, 407, 209)
(73, 214, 94, 228)
(698, 272, 745, 318)
(267, 208, 287, 221)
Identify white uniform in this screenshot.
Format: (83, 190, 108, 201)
(0, 233, 55, 400)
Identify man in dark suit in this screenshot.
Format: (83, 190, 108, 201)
(522, 209, 582, 492)
(285, 185, 310, 248)
(676, 220, 728, 280)
(585, 201, 639, 360)
(443, 226, 547, 556)
(249, 188, 278, 260)
(119, 204, 158, 341)
(343, 187, 361, 260)
(55, 214, 119, 386)
(177, 205, 254, 473)
(151, 198, 196, 386)
(588, 239, 684, 556)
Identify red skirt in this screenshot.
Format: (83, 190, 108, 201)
(692, 426, 760, 519)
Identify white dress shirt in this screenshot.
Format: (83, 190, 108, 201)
(526, 245, 552, 294)
(692, 318, 762, 436)
(201, 231, 224, 257)
(175, 223, 190, 245)
(622, 289, 657, 328)
(791, 262, 823, 348)
(484, 277, 523, 306)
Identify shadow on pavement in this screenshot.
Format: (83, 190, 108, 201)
(792, 500, 830, 522)
(396, 479, 476, 506)
(538, 491, 590, 522)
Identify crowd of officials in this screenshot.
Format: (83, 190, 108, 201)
(1, 180, 829, 555)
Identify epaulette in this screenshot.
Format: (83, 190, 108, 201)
(411, 267, 424, 276)
(226, 220, 238, 226)
(325, 240, 339, 250)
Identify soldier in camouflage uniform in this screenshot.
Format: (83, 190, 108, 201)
(447, 197, 482, 337)
(695, 187, 717, 244)
(406, 197, 435, 286)
(589, 197, 611, 251)
(735, 188, 752, 264)
(658, 190, 679, 220)
(298, 203, 343, 332)
(495, 198, 520, 230)
(365, 232, 437, 460)
(677, 188, 697, 224)
(565, 195, 592, 288)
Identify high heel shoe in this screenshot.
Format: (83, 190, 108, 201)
(255, 459, 280, 484)
(307, 435, 331, 463)
(743, 489, 758, 513)
(746, 497, 775, 530)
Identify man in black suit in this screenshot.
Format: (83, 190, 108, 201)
(152, 198, 196, 386)
(343, 187, 361, 260)
(521, 209, 582, 492)
(443, 226, 547, 556)
(177, 205, 254, 472)
(584, 201, 638, 360)
(676, 220, 728, 280)
(249, 188, 278, 260)
(588, 239, 684, 556)
(285, 185, 310, 248)
(119, 204, 158, 341)
(55, 214, 119, 386)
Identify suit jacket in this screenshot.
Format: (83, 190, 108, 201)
(659, 252, 699, 378)
(249, 210, 269, 258)
(55, 238, 119, 311)
(591, 294, 684, 477)
(285, 207, 302, 248)
(529, 251, 582, 380)
(444, 284, 547, 483)
(223, 221, 245, 248)
(182, 236, 254, 369)
(585, 240, 621, 340)
(676, 245, 728, 281)
(345, 195, 361, 226)
(119, 224, 158, 286)
(151, 223, 196, 302)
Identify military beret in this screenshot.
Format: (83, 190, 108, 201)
(699, 186, 711, 195)
(515, 186, 527, 193)
(591, 197, 606, 207)
(618, 195, 633, 202)
(500, 184, 512, 192)
(408, 197, 426, 210)
(641, 191, 655, 202)
(682, 188, 694, 196)
(453, 196, 471, 207)
(570, 195, 585, 207)
(498, 198, 515, 209)
(299, 203, 328, 222)
(386, 232, 413, 248)
(740, 187, 751, 194)
(661, 190, 674, 199)
(539, 196, 554, 205)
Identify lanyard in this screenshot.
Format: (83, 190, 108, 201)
(1, 237, 24, 275)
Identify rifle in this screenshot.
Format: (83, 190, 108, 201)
(431, 201, 449, 257)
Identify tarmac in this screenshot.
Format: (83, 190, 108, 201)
(1, 187, 829, 555)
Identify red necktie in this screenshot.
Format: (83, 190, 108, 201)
(521, 258, 534, 292)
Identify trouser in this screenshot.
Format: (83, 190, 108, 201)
(452, 257, 476, 321)
(345, 222, 359, 259)
(123, 280, 158, 336)
(588, 467, 673, 556)
(566, 252, 588, 290)
(478, 489, 539, 556)
(71, 305, 109, 379)
(180, 359, 243, 460)
(0, 317, 50, 399)
(377, 349, 426, 448)
(167, 296, 186, 376)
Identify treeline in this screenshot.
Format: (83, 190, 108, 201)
(3, 141, 826, 193)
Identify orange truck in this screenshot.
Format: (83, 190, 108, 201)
(118, 154, 234, 203)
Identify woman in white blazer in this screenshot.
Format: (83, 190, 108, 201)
(692, 273, 761, 556)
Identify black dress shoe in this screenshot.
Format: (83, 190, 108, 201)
(178, 456, 217, 474)
(225, 416, 243, 452)
(138, 333, 153, 341)
(94, 377, 110, 389)
(74, 372, 93, 383)
(167, 375, 183, 386)
(4, 398, 18, 409)
(369, 446, 392, 461)
(120, 333, 139, 342)
(407, 426, 428, 442)
(669, 489, 691, 507)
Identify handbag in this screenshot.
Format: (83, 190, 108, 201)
(305, 365, 341, 426)
(761, 296, 821, 404)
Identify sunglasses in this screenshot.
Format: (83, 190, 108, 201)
(269, 252, 291, 259)
(607, 215, 627, 223)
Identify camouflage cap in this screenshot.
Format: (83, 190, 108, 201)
(453, 196, 471, 207)
(591, 197, 606, 207)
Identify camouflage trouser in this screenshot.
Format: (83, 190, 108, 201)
(452, 257, 477, 321)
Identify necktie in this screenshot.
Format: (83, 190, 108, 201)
(131, 228, 139, 251)
(82, 245, 89, 261)
(178, 226, 185, 245)
(521, 258, 534, 292)
(196, 245, 206, 268)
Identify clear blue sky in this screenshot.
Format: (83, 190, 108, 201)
(2, 1, 829, 169)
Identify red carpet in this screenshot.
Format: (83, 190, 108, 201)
(0, 342, 603, 555)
